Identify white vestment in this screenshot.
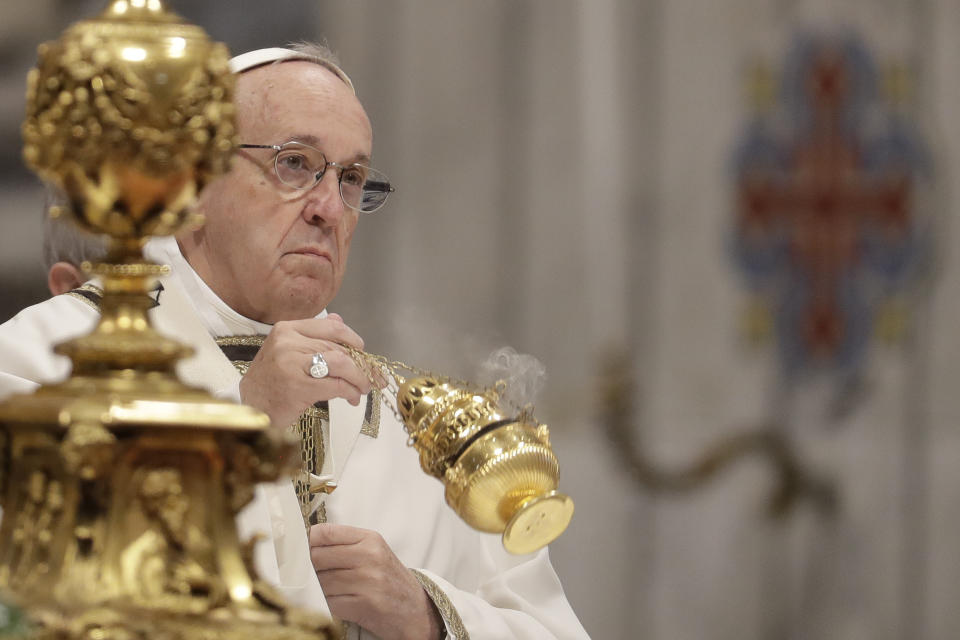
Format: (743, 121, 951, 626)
(0, 237, 588, 640)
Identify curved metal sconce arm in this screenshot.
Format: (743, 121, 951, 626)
(597, 352, 837, 518)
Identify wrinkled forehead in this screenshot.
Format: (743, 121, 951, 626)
(235, 62, 373, 155)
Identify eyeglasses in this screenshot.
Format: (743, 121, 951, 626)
(238, 141, 395, 213)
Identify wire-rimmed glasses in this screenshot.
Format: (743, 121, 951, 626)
(239, 141, 395, 213)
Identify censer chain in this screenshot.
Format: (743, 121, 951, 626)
(343, 346, 507, 444)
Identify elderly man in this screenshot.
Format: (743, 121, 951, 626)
(0, 45, 587, 640)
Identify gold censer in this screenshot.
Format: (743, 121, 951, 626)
(349, 354, 575, 555)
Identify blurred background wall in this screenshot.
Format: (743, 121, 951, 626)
(1, 1, 958, 638)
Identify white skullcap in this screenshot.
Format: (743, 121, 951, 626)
(228, 47, 356, 94)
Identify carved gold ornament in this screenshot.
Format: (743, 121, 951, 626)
(0, 2, 333, 638)
(22, 0, 235, 243)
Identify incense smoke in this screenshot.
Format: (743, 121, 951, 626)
(477, 346, 547, 412)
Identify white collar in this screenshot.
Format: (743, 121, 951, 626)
(144, 236, 327, 337)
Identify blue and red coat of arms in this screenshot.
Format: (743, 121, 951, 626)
(731, 32, 933, 382)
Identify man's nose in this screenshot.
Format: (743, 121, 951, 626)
(301, 172, 345, 226)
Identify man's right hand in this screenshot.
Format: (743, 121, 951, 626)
(238, 313, 374, 428)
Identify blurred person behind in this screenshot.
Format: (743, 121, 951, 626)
(41, 188, 107, 296)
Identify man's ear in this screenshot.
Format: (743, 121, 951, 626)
(47, 261, 86, 296)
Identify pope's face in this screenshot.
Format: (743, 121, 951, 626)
(179, 62, 373, 323)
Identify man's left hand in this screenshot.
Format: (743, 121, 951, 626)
(309, 523, 445, 640)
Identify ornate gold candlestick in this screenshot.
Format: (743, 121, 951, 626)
(0, 2, 334, 638)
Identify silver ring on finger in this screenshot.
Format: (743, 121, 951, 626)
(309, 352, 329, 379)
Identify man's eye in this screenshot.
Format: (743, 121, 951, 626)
(278, 153, 311, 172)
(341, 167, 366, 186)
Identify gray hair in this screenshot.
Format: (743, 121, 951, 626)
(283, 41, 356, 93)
(42, 187, 108, 270)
